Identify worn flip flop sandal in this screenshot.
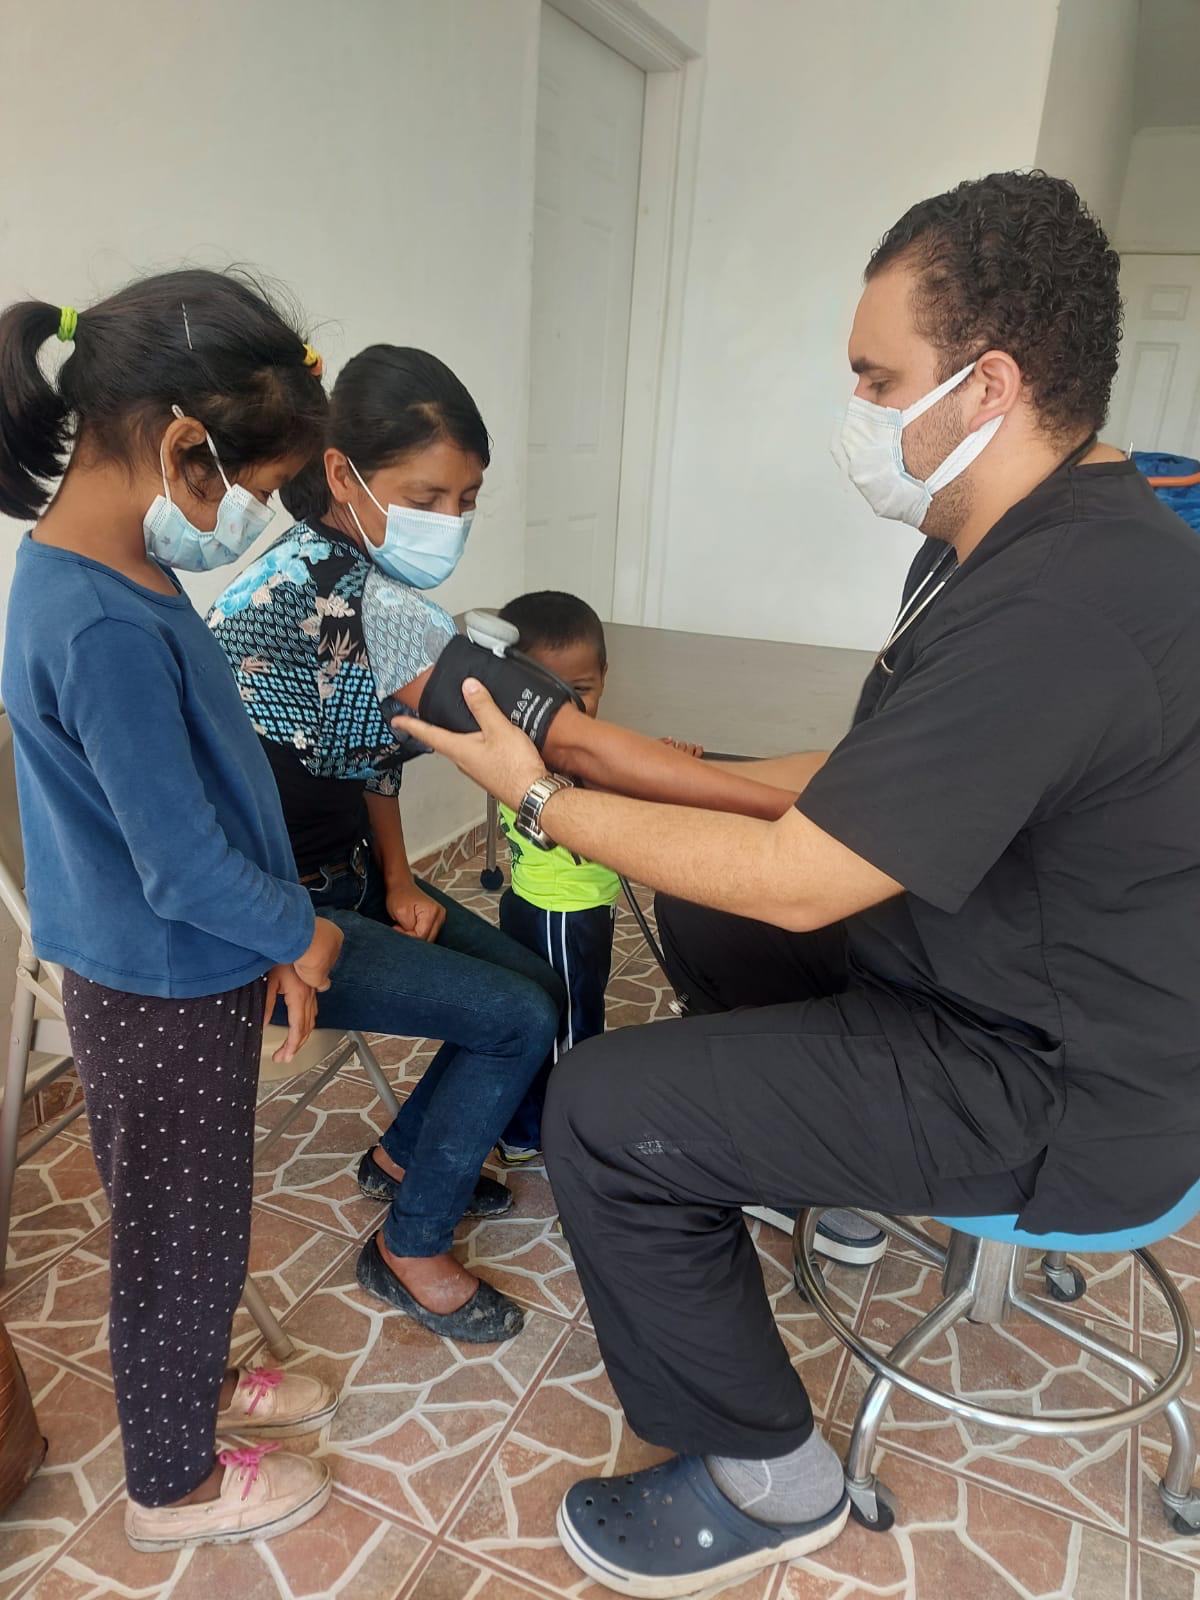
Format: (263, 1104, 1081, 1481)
(354, 1235, 524, 1342)
(556, 1454, 849, 1598)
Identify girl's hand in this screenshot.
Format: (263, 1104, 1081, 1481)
(294, 916, 344, 992)
(387, 880, 447, 942)
(660, 736, 704, 758)
(266, 963, 318, 1063)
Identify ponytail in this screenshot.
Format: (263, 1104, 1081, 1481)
(0, 300, 73, 520)
(0, 268, 327, 526)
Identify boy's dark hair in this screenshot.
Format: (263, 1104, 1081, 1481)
(499, 590, 607, 670)
(282, 344, 490, 522)
(866, 170, 1122, 440)
(0, 267, 327, 521)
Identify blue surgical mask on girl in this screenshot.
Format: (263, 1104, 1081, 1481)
(143, 405, 275, 571)
(346, 459, 474, 589)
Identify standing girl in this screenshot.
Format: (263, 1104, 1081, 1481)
(1, 271, 343, 1551)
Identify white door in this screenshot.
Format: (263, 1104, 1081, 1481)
(526, 4, 645, 618)
(1104, 255, 1200, 457)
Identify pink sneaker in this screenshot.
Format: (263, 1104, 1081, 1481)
(124, 1444, 331, 1551)
(218, 1366, 338, 1438)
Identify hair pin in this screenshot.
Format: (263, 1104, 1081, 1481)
(181, 302, 194, 351)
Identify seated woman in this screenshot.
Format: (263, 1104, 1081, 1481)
(211, 345, 804, 1350)
(209, 347, 564, 1344)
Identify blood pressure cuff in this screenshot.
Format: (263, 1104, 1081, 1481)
(414, 633, 581, 750)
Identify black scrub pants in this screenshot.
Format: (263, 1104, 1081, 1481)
(542, 896, 1046, 1462)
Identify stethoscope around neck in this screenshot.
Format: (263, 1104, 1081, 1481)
(875, 547, 956, 676)
(873, 429, 1099, 677)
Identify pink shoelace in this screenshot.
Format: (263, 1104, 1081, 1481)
(217, 1441, 279, 1501)
(238, 1366, 284, 1416)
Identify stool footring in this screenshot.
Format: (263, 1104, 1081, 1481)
(844, 1285, 974, 1490)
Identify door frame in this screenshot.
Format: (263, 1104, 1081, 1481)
(541, 0, 703, 623)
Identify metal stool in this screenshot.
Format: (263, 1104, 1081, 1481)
(793, 1179, 1200, 1537)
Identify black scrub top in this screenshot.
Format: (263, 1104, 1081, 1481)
(799, 460, 1200, 1233)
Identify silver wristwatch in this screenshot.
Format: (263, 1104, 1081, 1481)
(514, 773, 574, 850)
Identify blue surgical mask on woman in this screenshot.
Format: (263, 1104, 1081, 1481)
(143, 405, 275, 571)
(346, 459, 473, 589)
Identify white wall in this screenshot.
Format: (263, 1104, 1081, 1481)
(1035, 0, 1139, 231)
(0, 0, 545, 857)
(1116, 127, 1200, 254)
(648, 0, 1061, 651)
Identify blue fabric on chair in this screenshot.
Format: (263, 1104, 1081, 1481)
(936, 1175, 1200, 1253)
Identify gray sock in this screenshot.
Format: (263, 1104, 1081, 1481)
(822, 1208, 881, 1241)
(705, 1430, 845, 1525)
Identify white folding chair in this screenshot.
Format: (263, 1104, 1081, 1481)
(0, 704, 401, 1362)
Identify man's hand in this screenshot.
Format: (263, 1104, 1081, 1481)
(660, 735, 704, 758)
(265, 963, 318, 1063)
(392, 679, 547, 809)
(387, 879, 447, 942)
(294, 916, 344, 993)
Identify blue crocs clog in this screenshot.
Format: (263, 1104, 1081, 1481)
(556, 1454, 849, 1597)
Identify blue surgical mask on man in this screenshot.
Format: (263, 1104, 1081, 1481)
(346, 459, 473, 589)
(143, 405, 275, 572)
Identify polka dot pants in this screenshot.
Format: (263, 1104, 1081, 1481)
(62, 971, 265, 1507)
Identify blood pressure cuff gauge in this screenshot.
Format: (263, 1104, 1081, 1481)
(383, 610, 584, 751)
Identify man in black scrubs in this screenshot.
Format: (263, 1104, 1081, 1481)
(397, 173, 1200, 1597)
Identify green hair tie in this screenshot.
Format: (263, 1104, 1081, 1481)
(56, 306, 78, 343)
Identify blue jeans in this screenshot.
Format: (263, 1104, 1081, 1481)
(296, 858, 564, 1254)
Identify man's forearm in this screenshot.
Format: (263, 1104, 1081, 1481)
(537, 786, 901, 933)
(540, 787, 797, 924)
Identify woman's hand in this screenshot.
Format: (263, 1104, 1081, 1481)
(265, 964, 318, 1063)
(387, 879, 447, 942)
(660, 735, 704, 758)
(392, 678, 547, 809)
(294, 915, 344, 992)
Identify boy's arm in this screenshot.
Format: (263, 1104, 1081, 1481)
(705, 751, 831, 792)
(394, 664, 798, 822)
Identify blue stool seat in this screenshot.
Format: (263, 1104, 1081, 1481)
(936, 1173, 1200, 1254)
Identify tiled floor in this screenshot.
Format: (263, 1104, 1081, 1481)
(3, 847, 1199, 1598)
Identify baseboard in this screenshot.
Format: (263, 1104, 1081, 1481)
(410, 814, 491, 882)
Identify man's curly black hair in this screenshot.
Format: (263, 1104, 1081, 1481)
(866, 171, 1122, 441)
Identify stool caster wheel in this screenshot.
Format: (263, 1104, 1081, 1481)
(847, 1479, 895, 1533)
(1042, 1257, 1086, 1303)
(1161, 1482, 1200, 1536)
(793, 1259, 827, 1304)
(480, 867, 504, 891)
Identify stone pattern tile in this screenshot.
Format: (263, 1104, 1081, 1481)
(3, 837, 1195, 1598)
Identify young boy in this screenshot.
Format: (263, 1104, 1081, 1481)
(493, 591, 622, 1163)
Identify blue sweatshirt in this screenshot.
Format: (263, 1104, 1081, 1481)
(2, 537, 314, 998)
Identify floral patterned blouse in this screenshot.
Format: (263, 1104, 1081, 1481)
(207, 521, 456, 873)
